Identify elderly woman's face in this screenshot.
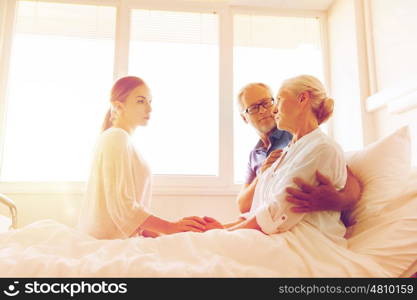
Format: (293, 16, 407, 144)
(274, 88, 302, 133)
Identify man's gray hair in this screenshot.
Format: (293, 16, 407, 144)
(237, 82, 273, 112)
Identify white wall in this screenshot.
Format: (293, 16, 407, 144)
(0, 1, 6, 51)
(327, 0, 365, 151)
(368, 0, 417, 159)
(370, 0, 417, 91)
(0, 0, 7, 43)
(326, 0, 417, 164)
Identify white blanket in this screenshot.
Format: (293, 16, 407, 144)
(0, 220, 390, 277)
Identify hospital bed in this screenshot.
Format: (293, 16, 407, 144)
(2, 75, 417, 277)
(0, 193, 17, 232)
(0, 125, 416, 277)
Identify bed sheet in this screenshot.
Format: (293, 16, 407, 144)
(0, 219, 390, 277)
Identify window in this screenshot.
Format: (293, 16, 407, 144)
(1, 1, 116, 181)
(129, 9, 219, 176)
(0, 1, 7, 54)
(233, 14, 324, 183)
(0, 1, 327, 192)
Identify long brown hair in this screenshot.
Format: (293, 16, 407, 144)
(101, 76, 146, 132)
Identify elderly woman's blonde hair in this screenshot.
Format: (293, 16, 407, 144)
(280, 75, 334, 125)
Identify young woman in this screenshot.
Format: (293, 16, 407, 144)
(78, 76, 207, 239)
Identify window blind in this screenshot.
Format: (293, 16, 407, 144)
(130, 9, 218, 45)
(129, 9, 219, 176)
(235, 14, 321, 49)
(1, 0, 116, 181)
(15, 0, 114, 39)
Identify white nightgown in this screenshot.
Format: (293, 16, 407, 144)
(78, 127, 152, 239)
(242, 127, 348, 246)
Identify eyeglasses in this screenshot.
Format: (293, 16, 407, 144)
(243, 98, 275, 115)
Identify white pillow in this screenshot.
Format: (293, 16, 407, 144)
(347, 176, 417, 277)
(345, 129, 416, 277)
(344, 126, 411, 226)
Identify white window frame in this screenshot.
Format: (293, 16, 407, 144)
(0, 0, 330, 196)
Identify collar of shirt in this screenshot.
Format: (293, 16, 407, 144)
(295, 127, 322, 144)
(285, 127, 323, 155)
(253, 128, 289, 154)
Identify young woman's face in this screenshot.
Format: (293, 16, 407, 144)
(117, 84, 152, 127)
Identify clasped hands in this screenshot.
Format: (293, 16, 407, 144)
(140, 216, 224, 238)
(141, 169, 343, 238)
(174, 216, 224, 233)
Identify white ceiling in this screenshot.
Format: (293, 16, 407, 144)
(187, 0, 335, 11)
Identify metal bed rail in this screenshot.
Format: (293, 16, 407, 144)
(0, 193, 17, 230)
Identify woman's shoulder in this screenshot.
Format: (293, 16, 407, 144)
(316, 138, 345, 164)
(303, 129, 344, 158)
(96, 128, 132, 153)
(100, 127, 130, 143)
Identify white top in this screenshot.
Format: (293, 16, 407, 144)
(78, 127, 152, 239)
(243, 128, 347, 243)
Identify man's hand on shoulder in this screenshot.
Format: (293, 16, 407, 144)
(260, 149, 283, 173)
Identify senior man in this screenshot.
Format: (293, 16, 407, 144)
(235, 82, 361, 221)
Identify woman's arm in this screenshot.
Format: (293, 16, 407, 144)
(223, 218, 246, 228)
(251, 145, 347, 235)
(227, 216, 263, 232)
(139, 215, 207, 235)
(100, 132, 208, 237)
(201, 217, 245, 230)
(236, 180, 258, 214)
(339, 166, 362, 210)
(285, 167, 362, 213)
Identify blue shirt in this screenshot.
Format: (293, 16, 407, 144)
(244, 128, 293, 184)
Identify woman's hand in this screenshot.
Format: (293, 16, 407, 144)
(139, 215, 207, 236)
(141, 229, 160, 238)
(260, 149, 283, 173)
(202, 216, 224, 230)
(169, 216, 207, 234)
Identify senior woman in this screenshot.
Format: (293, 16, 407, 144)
(207, 75, 348, 246)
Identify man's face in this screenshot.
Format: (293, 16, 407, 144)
(240, 85, 276, 135)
